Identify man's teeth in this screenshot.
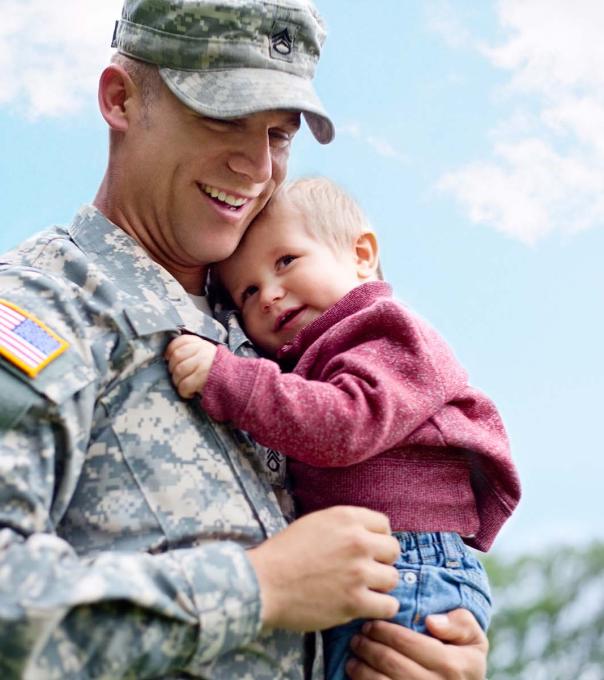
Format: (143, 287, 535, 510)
(202, 184, 248, 207)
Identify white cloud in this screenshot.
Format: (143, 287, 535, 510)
(484, 0, 604, 94)
(424, 0, 471, 49)
(338, 122, 362, 139)
(339, 122, 408, 163)
(0, 0, 122, 117)
(437, 0, 604, 244)
(440, 138, 604, 245)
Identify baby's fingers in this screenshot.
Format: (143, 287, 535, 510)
(165, 334, 204, 360)
(174, 374, 201, 399)
(169, 354, 200, 382)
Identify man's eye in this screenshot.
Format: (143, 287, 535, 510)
(269, 130, 293, 149)
(276, 255, 296, 269)
(241, 285, 258, 303)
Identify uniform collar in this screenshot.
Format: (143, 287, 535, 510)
(68, 205, 227, 342)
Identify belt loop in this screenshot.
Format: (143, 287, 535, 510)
(442, 533, 462, 568)
(416, 533, 434, 565)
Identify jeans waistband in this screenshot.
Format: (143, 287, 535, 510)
(392, 531, 466, 568)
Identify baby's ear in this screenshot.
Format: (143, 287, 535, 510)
(354, 231, 379, 280)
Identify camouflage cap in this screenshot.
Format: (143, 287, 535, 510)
(112, 0, 334, 143)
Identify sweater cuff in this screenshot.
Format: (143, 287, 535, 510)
(179, 541, 263, 667)
(201, 345, 261, 423)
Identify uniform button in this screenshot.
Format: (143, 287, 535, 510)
(403, 571, 417, 584)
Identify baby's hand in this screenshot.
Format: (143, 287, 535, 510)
(165, 334, 218, 398)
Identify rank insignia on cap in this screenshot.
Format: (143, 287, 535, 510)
(270, 25, 295, 61)
(0, 300, 69, 378)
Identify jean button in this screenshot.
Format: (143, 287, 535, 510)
(403, 571, 417, 584)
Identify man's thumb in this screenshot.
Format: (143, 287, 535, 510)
(425, 609, 485, 645)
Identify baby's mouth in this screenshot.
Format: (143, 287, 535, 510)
(275, 306, 306, 331)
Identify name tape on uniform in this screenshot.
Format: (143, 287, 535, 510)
(0, 300, 69, 378)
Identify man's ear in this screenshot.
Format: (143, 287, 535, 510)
(354, 230, 379, 280)
(97, 64, 137, 133)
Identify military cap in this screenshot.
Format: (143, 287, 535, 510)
(112, 0, 334, 143)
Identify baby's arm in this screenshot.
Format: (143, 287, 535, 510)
(166, 335, 217, 398)
(198, 340, 445, 467)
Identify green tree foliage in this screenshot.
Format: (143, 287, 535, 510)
(484, 542, 604, 679)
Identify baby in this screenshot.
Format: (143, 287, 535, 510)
(166, 177, 520, 679)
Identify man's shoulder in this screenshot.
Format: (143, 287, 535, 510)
(0, 223, 118, 388)
(0, 220, 99, 294)
(1, 224, 70, 266)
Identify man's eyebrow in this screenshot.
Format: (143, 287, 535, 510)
(291, 114, 302, 127)
(281, 113, 302, 129)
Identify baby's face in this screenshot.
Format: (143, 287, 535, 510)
(217, 202, 362, 355)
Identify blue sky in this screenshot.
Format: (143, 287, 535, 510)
(1, 0, 603, 554)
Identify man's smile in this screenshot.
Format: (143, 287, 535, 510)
(199, 183, 251, 211)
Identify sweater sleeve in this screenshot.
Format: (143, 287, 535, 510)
(201, 304, 468, 467)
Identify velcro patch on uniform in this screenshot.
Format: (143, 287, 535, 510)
(0, 299, 69, 378)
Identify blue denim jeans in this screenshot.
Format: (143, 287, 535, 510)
(322, 531, 492, 680)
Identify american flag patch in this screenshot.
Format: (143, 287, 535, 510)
(0, 300, 69, 378)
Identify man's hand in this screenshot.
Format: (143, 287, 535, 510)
(247, 506, 400, 632)
(346, 609, 488, 679)
(165, 334, 217, 398)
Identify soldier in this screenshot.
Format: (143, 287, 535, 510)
(0, 1, 488, 678)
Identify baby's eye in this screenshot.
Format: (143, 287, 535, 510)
(241, 285, 258, 303)
(276, 254, 297, 269)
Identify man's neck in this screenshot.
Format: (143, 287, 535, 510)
(93, 180, 207, 295)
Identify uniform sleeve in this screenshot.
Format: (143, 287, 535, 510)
(0, 286, 262, 678)
(201, 303, 468, 467)
(0, 374, 263, 680)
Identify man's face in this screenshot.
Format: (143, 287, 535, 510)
(122, 85, 301, 275)
(217, 202, 362, 355)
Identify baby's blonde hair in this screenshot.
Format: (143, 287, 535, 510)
(210, 177, 382, 305)
(268, 176, 373, 252)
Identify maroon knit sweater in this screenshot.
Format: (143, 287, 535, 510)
(202, 281, 520, 551)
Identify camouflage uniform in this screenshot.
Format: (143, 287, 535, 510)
(0, 205, 313, 679)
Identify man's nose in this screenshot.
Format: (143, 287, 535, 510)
(228, 133, 272, 183)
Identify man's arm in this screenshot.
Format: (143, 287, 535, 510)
(0, 378, 263, 678)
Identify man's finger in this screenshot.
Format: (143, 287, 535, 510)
(365, 532, 400, 565)
(347, 633, 431, 680)
(354, 591, 400, 621)
(348, 506, 393, 535)
(356, 620, 447, 671)
(321, 506, 391, 535)
(345, 655, 392, 680)
(365, 562, 399, 594)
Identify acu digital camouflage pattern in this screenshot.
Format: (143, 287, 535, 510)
(112, 0, 334, 143)
(0, 205, 319, 679)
